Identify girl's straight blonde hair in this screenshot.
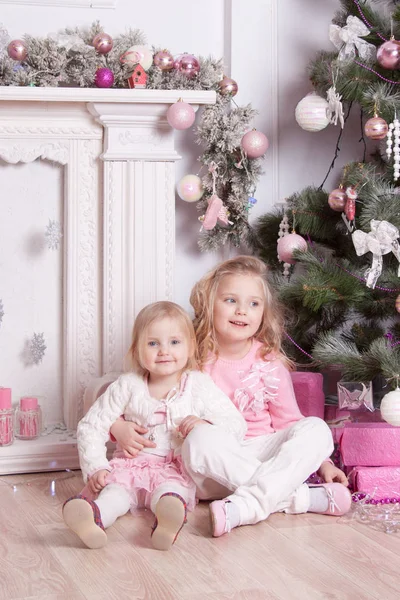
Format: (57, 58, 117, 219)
(125, 301, 198, 377)
(190, 255, 293, 369)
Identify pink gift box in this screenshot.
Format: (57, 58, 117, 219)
(340, 422, 400, 467)
(350, 466, 400, 499)
(291, 372, 325, 419)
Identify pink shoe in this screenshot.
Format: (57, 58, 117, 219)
(308, 483, 352, 516)
(209, 499, 235, 537)
(202, 195, 223, 230)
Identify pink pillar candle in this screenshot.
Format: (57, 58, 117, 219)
(0, 387, 14, 446)
(15, 396, 42, 440)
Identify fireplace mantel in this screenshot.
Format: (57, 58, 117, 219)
(0, 86, 215, 474)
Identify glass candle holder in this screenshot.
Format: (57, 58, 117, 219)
(0, 387, 14, 446)
(15, 396, 42, 440)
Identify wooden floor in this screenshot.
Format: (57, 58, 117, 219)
(1, 471, 400, 600)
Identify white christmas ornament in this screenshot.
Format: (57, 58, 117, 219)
(295, 93, 330, 132)
(28, 332, 46, 365)
(329, 15, 376, 62)
(120, 45, 153, 71)
(352, 219, 400, 288)
(380, 388, 400, 426)
(326, 85, 344, 128)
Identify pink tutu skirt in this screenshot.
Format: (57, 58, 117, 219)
(105, 452, 196, 511)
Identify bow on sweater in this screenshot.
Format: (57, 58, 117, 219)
(352, 220, 400, 288)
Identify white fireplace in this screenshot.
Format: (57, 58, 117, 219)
(0, 86, 215, 474)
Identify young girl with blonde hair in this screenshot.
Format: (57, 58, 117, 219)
(184, 255, 351, 535)
(63, 301, 246, 549)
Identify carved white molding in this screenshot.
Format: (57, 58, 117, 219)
(0, 88, 215, 474)
(0, 1, 116, 7)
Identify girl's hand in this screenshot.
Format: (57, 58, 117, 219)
(318, 461, 348, 486)
(178, 416, 209, 438)
(88, 469, 109, 495)
(110, 419, 157, 458)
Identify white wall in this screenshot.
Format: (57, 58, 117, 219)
(0, 0, 361, 406)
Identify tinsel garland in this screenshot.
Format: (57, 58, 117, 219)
(0, 22, 262, 250)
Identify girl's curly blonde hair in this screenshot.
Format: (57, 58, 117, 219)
(125, 301, 198, 376)
(190, 255, 293, 370)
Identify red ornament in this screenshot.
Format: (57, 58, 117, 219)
(95, 68, 114, 88)
(364, 116, 388, 140)
(128, 65, 147, 89)
(344, 198, 356, 221)
(328, 188, 347, 211)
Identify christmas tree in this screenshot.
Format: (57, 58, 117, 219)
(255, 0, 400, 398)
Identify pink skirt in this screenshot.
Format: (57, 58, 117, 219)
(105, 453, 196, 511)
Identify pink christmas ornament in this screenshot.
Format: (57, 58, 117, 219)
(241, 129, 269, 158)
(174, 53, 200, 78)
(167, 100, 196, 130)
(153, 50, 174, 71)
(93, 32, 113, 55)
(218, 76, 238, 97)
(177, 175, 204, 202)
(95, 67, 114, 88)
(277, 232, 307, 264)
(377, 40, 400, 69)
(328, 188, 347, 211)
(364, 116, 388, 140)
(7, 39, 27, 61)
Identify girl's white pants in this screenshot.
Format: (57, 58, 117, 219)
(181, 417, 334, 526)
(94, 482, 191, 529)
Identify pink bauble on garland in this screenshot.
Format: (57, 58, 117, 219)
(328, 188, 347, 211)
(364, 116, 388, 140)
(154, 50, 174, 71)
(95, 67, 114, 88)
(377, 40, 400, 69)
(277, 232, 307, 264)
(174, 53, 200, 78)
(177, 175, 204, 202)
(7, 39, 27, 61)
(241, 129, 269, 158)
(93, 32, 113, 55)
(167, 100, 196, 130)
(218, 76, 238, 97)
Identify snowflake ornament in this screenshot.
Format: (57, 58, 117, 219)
(0, 299, 4, 328)
(29, 333, 47, 365)
(45, 220, 63, 250)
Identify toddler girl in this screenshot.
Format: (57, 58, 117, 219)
(63, 301, 246, 550)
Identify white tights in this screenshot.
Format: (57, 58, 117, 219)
(94, 482, 192, 529)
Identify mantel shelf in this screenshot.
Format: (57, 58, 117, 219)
(0, 86, 216, 105)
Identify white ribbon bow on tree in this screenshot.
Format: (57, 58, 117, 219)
(352, 220, 400, 288)
(329, 15, 376, 61)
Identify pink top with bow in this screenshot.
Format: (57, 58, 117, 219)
(204, 340, 304, 438)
